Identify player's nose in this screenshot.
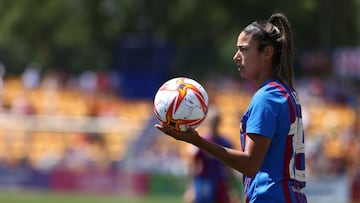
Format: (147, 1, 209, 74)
(233, 51, 241, 62)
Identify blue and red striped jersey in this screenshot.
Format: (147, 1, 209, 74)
(240, 79, 307, 203)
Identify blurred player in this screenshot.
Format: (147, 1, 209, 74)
(156, 12, 307, 203)
(184, 108, 238, 203)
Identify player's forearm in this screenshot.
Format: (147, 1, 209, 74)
(191, 135, 259, 177)
(154, 124, 261, 177)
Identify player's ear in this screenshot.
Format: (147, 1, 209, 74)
(263, 45, 274, 60)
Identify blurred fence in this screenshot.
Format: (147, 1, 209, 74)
(0, 114, 134, 191)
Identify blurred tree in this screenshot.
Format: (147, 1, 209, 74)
(0, 0, 122, 74)
(0, 0, 357, 76)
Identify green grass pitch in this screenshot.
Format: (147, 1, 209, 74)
(0, 190, 183, 203)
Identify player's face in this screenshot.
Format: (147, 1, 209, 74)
(233, 32, 266, 85)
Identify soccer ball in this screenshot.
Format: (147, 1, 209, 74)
(154, 77, 209, 132)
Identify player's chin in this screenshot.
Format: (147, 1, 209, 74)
(239, 70, 246, 78)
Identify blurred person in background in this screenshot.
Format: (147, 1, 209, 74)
(21, 62, 41, 90)
(184, 107, 239, 203)
(156, 12, 307, 203)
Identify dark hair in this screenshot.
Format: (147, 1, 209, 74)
(243, 13, 295, 88)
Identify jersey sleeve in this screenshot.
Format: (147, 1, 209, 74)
(246, 90, 282, 139)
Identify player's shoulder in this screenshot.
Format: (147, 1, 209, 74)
(251, 82, 288, 108)
(252, 85, 278, 102)
(259, 81, 287, 94)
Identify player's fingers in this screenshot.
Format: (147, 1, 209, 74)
(154, 123, 197, 143)
(154, 123, 176, 135)
(154, 124, 163, 129)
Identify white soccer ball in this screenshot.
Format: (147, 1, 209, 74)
(154, 77, 209, 132)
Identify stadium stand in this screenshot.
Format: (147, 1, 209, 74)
(0, 76, 359, 179)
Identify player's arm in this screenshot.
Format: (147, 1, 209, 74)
(155, 124, 271, 178)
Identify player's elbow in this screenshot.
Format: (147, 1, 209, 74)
(243, 170, 257, 178)
(233, 164, 259, 178)
(241, 159, 261, 178)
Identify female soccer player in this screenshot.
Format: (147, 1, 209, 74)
(155, 12, 307, 203)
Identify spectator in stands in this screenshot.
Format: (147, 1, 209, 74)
(60, 133, 92, 172)
(78, 70, 97, 93)
(184, 108, 238, 203)
(156, 12, 308, 202)
(10, 95, 36, 115)
(21, 62, 41, 89)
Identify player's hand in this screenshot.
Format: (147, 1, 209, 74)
(183, 186, 195, 203)
(154, 123, 200, 143)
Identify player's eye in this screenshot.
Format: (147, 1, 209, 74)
(240, 47, 248, 52)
